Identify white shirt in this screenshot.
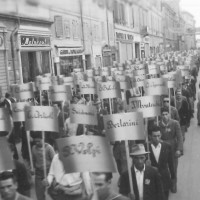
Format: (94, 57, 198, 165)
(134, 166, 145, 200)
(47, 154, 93, 195)
(64, 117, 78, 136)
(151, 143, 161, 163)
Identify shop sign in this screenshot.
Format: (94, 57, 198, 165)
(116, 32, 134, 41)
(102, 46, 111, 56)
(20, 35, 50, 47)
(140, 43, 145, 49)
(59, 48, 84, 57)
(144, 36, 149, 43)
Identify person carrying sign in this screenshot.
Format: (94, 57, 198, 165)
(159, 107, 183, 193)
(119, 144, 165, 200)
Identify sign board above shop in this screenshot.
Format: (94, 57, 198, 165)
(20, 35, 51, 47)
(115, 31, 134, 41)
(58, 47, 84, 57)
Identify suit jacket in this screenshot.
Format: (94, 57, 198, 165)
(159, 119, 183, 154)
(149, 142, 175, 191)
(119, 165, 164, 200)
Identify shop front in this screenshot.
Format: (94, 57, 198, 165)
(17, 25, 52, 83)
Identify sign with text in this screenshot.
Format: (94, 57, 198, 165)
(144, 78, 168, 95)
(59, 76, 74, 88)
(49, 85, 72, 102)
(103, 112, 145, 141)
(12, 102, 33, 122)
(57, 135, 117, 173)
(70, 104, 97, 125)
(12, 83, 34, 100)
(148, 65, 160, 75)
(162, 72, 177, 88)
(25, 106, 59, 132)
(38, 77, 51, 91)
(80, 81, 96, 95)
(20, 35, 51, 47)
(0, 108, 13, 132)
(128, 95, 161, 118)
(58, 47, 84, 57)
(133, 68, 146, 76)
(0, 137, 14, 173)
(97, 82, 121, 99)
(132, 75, 145, 87)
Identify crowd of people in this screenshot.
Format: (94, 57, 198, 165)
(0, 50, 199, 200)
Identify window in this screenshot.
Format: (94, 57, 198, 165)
(21, 51, 50, 83)
(101, 22, 105, 40)
(54, 16, 63, 38)
(64, 19, 70, 38)
(113, 1, 126, 26)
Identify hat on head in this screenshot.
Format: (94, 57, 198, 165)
(129, 144, 149, 156)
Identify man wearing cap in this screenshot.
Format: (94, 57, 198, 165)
(163, 97, 180, 122)
(119, 144, 164, 200)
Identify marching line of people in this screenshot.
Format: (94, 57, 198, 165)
(0, 49, 199, 200)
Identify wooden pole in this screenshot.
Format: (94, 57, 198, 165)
(174, 89, 177, 108)
(169, 88, 171, 116)
(62, 101, 66, 135)
(145, 118, 150, 162)
(109, 98, 112, 114)
(125, 140, 135, 199)
(42, 131, 47, 179)
(26, 131, 34, 172)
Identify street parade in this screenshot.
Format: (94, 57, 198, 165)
(0, 0, 199, 200)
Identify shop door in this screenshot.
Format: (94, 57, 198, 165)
(0, 51, 8, 96)
(135, 43, 140, 59)
(120, 43, 133, 63)
(145, 43, 149, 58)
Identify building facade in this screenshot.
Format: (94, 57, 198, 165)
(181, 11, 196, 50)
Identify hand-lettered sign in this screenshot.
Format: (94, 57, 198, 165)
(56, 135, 117, 173)
(0, 108, 13, 132)
(144, 78, 168, 95)
(80, 81, 96, 95)
(132, 75, 145, 87)
(70, 104, 97, 125)
(103, 112, 145, 141)
(59, 76, 74, 89)
(25, 106, 59, 132)
(0, 137, 14, 173)
(49, 85, 72, 102)
(97, 82, 121, 99)
(12, 102, 33, 122)
(12, 83, 34, 100)
(128, 95, 161, 118)
(162, 72, 177, 88)
(37, 77, 51, 91)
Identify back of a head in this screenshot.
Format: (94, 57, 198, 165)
(5, 93, 10, 99)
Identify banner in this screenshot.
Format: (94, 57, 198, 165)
(0, 137, 14, 173)
(144, 78, 168, 95)
(74, 73, 85, 85)
(38, 77, 51, 91)
(49, 85, 72, 102)
(59, 76, 74, 88)
(97, 82, 121, 99)
(0, 108, 13, 132)
(132, 75, 145, 87)
(177, 65, 190, 77)
(51, 76, 59, 85)
(86, 69, 94, 78)
(80, 81, 96, 95)
(70, 104, 97, 125)
(128, 95, 161, 118)
(12, 102, 33, 122)
(133, 69, 146, 76)
(103, 112, 145, 141)
(25, 106, 59, 132)
(101, 67, 110, 76)
(57, 135, 117, 173)
(148, 65, 160, 75)
(162, 72, 177, 88)
(12, 83, 34, 100)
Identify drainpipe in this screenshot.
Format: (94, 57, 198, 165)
(10, 24, 19, 84)
(79, 0, 86, 71)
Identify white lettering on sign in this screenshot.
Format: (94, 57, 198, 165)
(59, 48, 84, 56)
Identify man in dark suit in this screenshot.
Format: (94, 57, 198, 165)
(149, 125, 175, 200)
(119, 144, 164, 200)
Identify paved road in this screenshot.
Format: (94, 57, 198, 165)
(169, 78, 200, 200)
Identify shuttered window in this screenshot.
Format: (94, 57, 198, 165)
(54, 16, 64, 38)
